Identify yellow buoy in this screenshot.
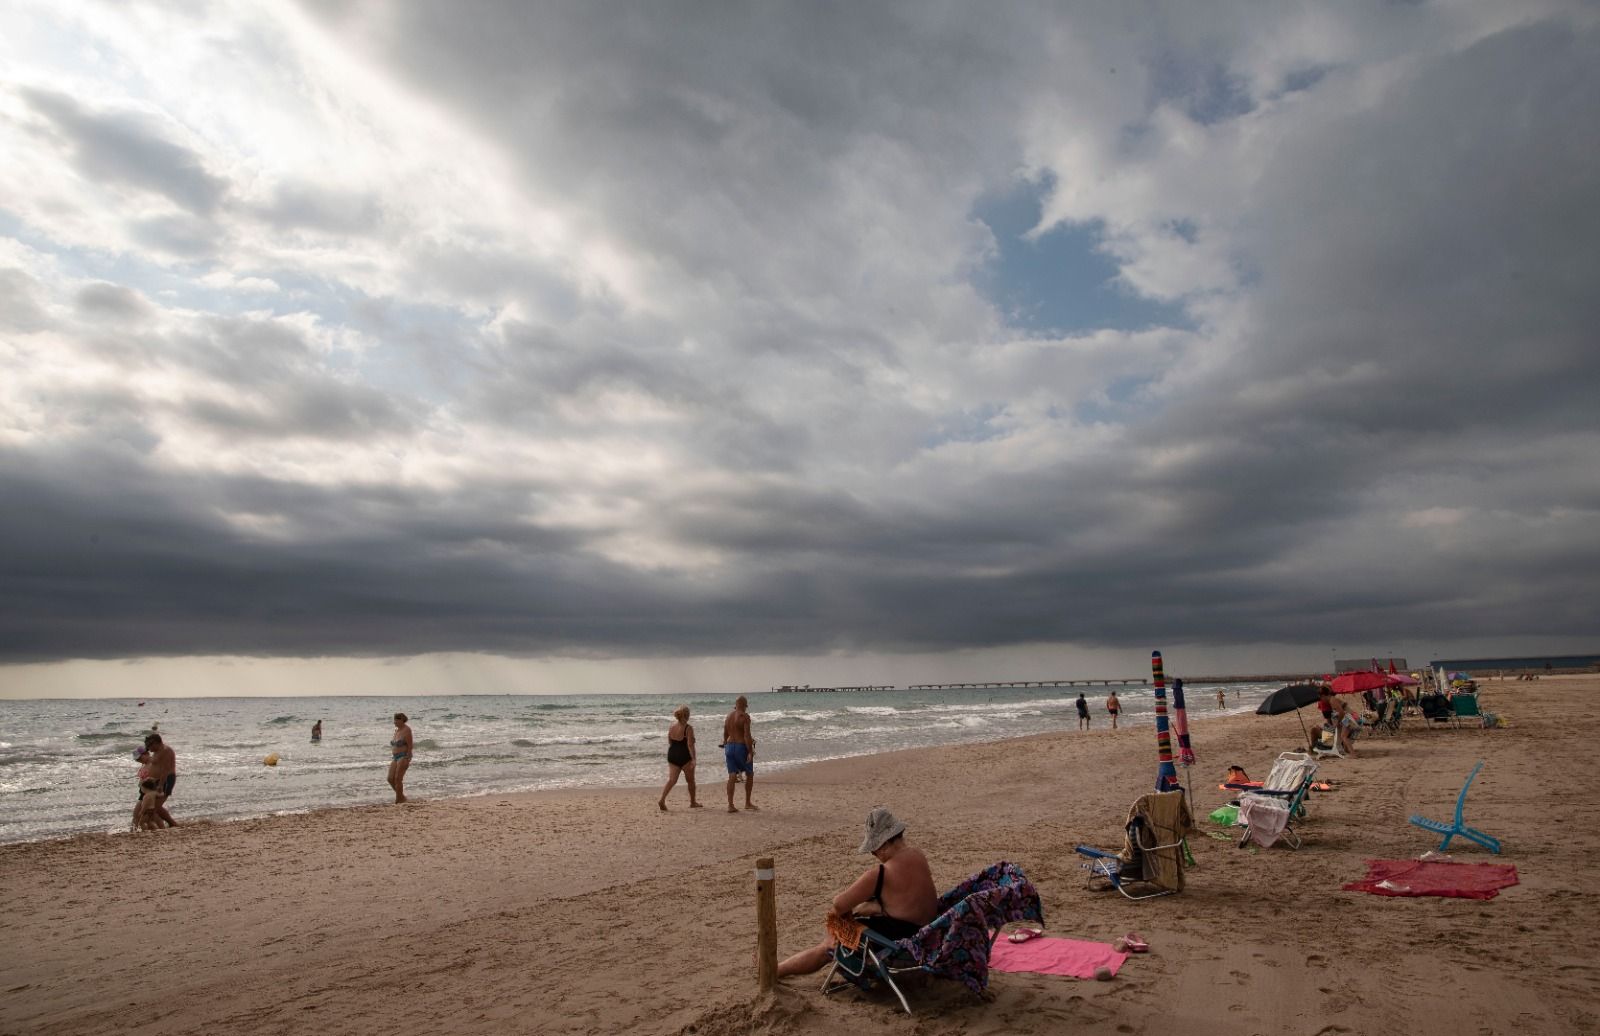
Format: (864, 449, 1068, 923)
(263, 753, 279, 766)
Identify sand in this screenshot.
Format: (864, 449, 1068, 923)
(3, 676, 1597, 1036)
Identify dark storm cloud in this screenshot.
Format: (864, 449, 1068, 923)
(23, 88, 229, 214)
(2, 3, 1596, 665)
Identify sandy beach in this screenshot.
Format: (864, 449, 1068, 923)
(3, 676, 1596, 1036)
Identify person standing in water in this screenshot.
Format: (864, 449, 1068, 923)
(311, 720, 322, 742)
(1216, 687, 1227, 710)
(388, 713, 413, 804)
(722, 696, 757, 812)
(658, 705, 703, 811)
(1075, 693, 1090, 730)
(1105, 691, 1121, 729)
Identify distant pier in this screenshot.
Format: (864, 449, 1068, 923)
(907, 679, 1147, 689)
(771, 678, 1149, 693)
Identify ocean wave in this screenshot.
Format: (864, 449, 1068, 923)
(844, 706, 901, 716)
(74, 732, 135, 743)
(199, 742, 273, 750)
(511, 738, 539, 748)
(266, 716, 299, 725)
(0, 753, 63, 768)
(412, 739, 443, 751)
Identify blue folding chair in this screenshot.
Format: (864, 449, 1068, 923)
(1408, 761, 1500, 854)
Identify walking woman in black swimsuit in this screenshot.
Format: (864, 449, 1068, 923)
(657, 705, 703, 811)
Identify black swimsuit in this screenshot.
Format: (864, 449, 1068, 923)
(667, 727, 692, 767)
(861, 864, 923, 941)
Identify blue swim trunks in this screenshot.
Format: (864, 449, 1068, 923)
(724, 742, 753, 775)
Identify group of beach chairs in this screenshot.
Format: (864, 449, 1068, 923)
(823, 693, 1497, 1015)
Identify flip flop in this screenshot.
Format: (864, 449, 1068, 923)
(1122, 933, 1149, 953)
(1007, 925, 1044, 943)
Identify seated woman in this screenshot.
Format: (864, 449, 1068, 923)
(777, 807, 940, 978)
(1332, 700, 1360, 754)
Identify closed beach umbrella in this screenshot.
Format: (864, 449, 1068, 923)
(1257, 683, 1323, 740)
(1151, 651, 1179, 792)
(1171, 678, 1196, 766)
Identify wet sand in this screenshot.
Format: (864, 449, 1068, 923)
(2, 676, 1595, 1036)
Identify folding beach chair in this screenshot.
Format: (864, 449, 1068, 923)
(1074, 790, 1194, 900)
(1420, 694, 1454, 728)
(1235, 752, 1318, 849)
(1451, 694, 1483, 729)
(1309, 725, 1344, 759)
(822, 861, 1043, 1014)
(1408, 761, 1500, 854)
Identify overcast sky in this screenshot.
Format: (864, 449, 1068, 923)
(2, 1, 1597, 697)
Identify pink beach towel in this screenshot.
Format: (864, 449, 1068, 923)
(989, 936, 1129, 979)
(1342, 860, 1519, 900)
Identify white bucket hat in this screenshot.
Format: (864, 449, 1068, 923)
(858, 806, 907, 854)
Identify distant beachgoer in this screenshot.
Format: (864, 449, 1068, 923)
(1317, 686, 1334, 725)
(311, 720, 322, 742)
(1217, 688, 1226, 709)
(388, 713, 413, 804)
(1105, 692, 1121, 729)
(1075, 693, 1090, 730)
(658, 705, 703, 811)
(722, 696, 757, 812)
(1332, 699, 1359, 755)
(141, 733, 178, 828)
(776, 807, 939, 979)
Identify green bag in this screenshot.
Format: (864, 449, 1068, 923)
(1208, 804, 1239, 827)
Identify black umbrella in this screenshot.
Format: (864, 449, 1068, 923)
(1257, 683, 1324, 740)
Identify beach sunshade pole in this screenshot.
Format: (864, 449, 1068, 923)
(1152, 651, 1179, 792)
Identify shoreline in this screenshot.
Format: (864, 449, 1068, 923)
(3, 677, 1595, 1036)
(1, 692, 1268, 847)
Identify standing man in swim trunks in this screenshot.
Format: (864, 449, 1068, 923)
(722, 696, 757, 813)
(1075, 693, 1090, 730)
(1105, 691, 1121, 729)
(143, 733, 179, 827)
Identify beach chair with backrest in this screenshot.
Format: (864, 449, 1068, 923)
(1309, 725, 1344, 759)
(1235, 752, 1318, 849)
(823, 861, 1043, 1014)
(1420, 694, 1454, 728)
(1451, 693, 1482, 729)
(1408, 761, 1500, 854)
(1074, 790, 1194, 900)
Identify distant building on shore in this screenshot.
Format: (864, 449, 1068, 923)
(1429, 654, 1600, 682)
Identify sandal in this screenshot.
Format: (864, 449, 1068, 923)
(1122, 932, 1149, 953)
(1007, 925, 1044, 943)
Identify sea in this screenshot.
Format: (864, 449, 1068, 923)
(0, 682, 1274, 844)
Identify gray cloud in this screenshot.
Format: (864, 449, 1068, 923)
(23, 88, 229, 214)
(0, 3, 1596, 665)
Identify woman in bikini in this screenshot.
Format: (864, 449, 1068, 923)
(657, 705, 702, 811)
(387, 712, 413, 804)
(776, 807, 939, 978)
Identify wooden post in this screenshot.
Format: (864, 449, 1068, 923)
(755, 856, 777, 991)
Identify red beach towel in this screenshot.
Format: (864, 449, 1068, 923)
(989, 936, 1129, 979)
(1342, 860, 1519, 900)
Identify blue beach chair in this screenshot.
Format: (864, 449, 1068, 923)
(1408, 761, 1500, 854)
(822, 861, 1043, 1014)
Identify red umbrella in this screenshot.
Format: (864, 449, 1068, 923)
(1386, 672, 1419, 686)
(1330, 670, 1389, 695)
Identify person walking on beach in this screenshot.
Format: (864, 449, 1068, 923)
(658, 705, 703, 811)
(141, 733, 179, 828)
(1075, 693, 1090, 730)
(1105, 691, 1121, 729)
(388, 713, 413, 804)
(722, 696, 757, 812)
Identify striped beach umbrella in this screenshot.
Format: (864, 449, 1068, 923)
(1171, 677, 1196, 766)
(1151, 651, 1179, 791)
